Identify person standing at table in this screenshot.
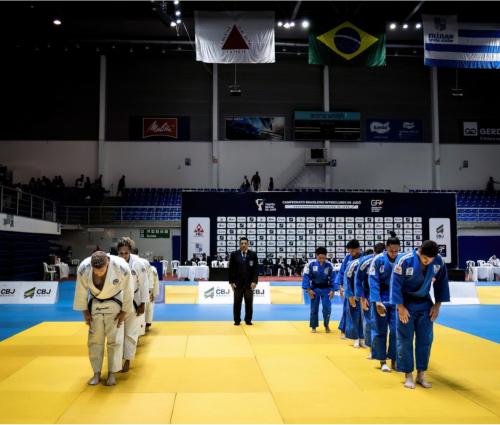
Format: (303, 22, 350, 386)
(229, 237, 259, 325)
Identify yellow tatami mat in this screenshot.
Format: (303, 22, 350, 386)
(271, 287, 304, 304)
(0, 321, 499, 424)
(477, 286, 500, 304)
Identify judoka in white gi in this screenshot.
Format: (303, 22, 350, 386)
(146, 264, 160, 331)
(73, 251, 134, 386)
(116, 237, 150, 372)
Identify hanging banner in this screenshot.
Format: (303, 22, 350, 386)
(195, 11, 275, 63)
(366, 119, 424, 142)
(225, 116, 285, 140)
(129, 116, 190, 141)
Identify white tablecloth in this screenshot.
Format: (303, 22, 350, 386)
(54, 262, 69, 279)
(471, 266, 500, 281)
(177, 265, 210, 281)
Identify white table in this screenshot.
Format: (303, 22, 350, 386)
(471, 266, 500, 281)
(54, 262, 69, 279)
(177, 265, 210, 281)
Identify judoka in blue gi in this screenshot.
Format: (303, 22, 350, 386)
(302, 246, 337, 333)
(354, 243, 385, 357)
(369, 232, 401, 372)
(390, 240, 450, 389)
(335, 239, 361, 339)
(344, 253, 366, 348)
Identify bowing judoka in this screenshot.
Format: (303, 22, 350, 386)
(344, 257, 365, 348)
(73, 251, 134, 386)
(390, 240, 450, 389)
(335, 239, 361, 339)
(302, 246, 337, 333)
(146, 263, 160, 331)
(354, 243, 385, 357)
(116, 238, 150, 372)
(369, 232, 401, 372)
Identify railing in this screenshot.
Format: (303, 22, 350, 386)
(59, 205, 181, 225)
(457, 207, 500, 222)
(0, 184, 57, 222)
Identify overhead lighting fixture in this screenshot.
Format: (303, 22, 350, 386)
(53, 18, 62, 26)
(403, 23, 409, 30)
(170, 21, 176, 27)
(389, 23, 397, 30)
(277, 21, 283, 27)
(174, 0, 179, 4)
(284, 22, 290, 29)
(415, 23, 422, 29)
(290, 21, 295, 27)
(175, 10, 181, 16)
(161, 49, 166, 54)
(176, 18, 181, 24)
(301, 20, 310, 29)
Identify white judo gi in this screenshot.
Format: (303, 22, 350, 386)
(146, 265, 160, 325)
(123, 253, 150, 360)
(73, 255, 134, 374)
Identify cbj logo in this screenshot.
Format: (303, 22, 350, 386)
(0, 289, 15, 295)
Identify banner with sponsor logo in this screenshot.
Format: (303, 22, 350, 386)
(459, 120, 500, 143)
(366, 119, 424, 142)
(195, 11, 275, 64)
(225, 116, 285, 141)
(187, 217, 211, 257)
(423, 15, 500, 69)
(182, 191, 457, 266)
(0, 281, 59, 304)
(198, 281, 271, 304)
(129, 116, 190, 141)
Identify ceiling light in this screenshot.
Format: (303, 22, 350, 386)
(53, 19, 62, 26)
(301, 20, 310, 29)
(389, 23, 397, 30)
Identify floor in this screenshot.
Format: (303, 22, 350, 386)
(0, 281, 499, 424)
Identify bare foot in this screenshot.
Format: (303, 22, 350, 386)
(381, 362, 392, 372)
(105, 373, 116, 386)
(416, 372, 432, 388)
(404, 373, 416, 389)
(88, 373, 101, 385)
(121, 360, 130, 373)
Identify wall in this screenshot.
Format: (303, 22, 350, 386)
(58, 227, 180, 262)
(2, 55, 500, 191)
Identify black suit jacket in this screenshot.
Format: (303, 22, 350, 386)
(229, 250, 259, 287)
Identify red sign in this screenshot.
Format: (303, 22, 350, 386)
(194, 224, 204, 237)
(142, 118, 178, 139)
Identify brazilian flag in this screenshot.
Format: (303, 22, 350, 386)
(309, 21, 386, 66)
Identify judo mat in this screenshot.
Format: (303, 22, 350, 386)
(1, 320, 500, 424)
(477, 286, 500, 304)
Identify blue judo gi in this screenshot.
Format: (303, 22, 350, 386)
(344, 259, 364, 340)
(302, 260, 337, 329)
(354, 254, 376, 347)
(390, 249, 450, 373)
(335, 254, 354, 333)
(369, 251, 398, 361)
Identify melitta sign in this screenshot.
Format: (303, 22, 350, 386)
(129, 116, 190, 141)
(143, 118, 178, 139)
(198, 281, 271, 304)
(0, 281, 59, 304)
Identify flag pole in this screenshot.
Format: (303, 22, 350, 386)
(323, 65, 331, 190)
(430, 66, 441, 190)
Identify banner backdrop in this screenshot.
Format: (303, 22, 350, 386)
(198, 281, 271, 304)
(181, 192, 457, 266)
(0, 281, 59, 304)
(366, 119, 424, 142)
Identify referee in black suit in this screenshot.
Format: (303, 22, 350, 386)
(229, 237, 259, 325)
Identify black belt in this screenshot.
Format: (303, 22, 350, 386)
(88, 290, 123, 311)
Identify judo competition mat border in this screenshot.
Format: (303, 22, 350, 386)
(1, 281, 500, 424)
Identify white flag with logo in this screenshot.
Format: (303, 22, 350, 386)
(195, 11, 275, 64)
